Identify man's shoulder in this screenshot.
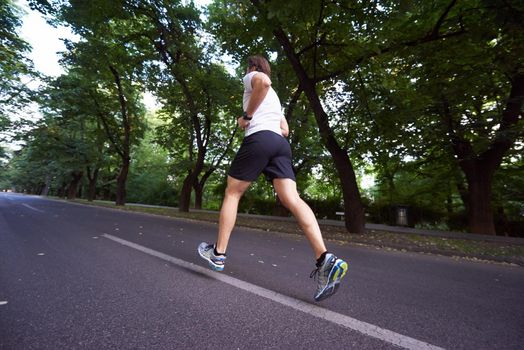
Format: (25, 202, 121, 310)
(252, 72, 272, 86)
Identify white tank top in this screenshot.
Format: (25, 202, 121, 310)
(242, 71, 284, 137)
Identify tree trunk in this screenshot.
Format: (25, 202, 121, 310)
(178, 173, 194, 212)
(108, 66, 132, 207)
(67, 171, 83, 200)
(193, 181, 203, 210)
(192, 128, 238, 210)
(41, 175, 52, 196)
(115, 158, 129, 206)
(444, 73, 524, 234)
(330, 146, 366, 233)
(179, 137, 207, 212)
(57, 183, 66, 198)
(460, 161, 496, 234)
(271, 27, 365, 233)
(179, 159, 204, 211)
(87, 167, 99, 201)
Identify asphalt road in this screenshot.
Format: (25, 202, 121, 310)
(1, 192, 523, 350)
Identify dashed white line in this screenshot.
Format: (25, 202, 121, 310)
(102, 234, 445, 350)
(22, 204, 45, 213)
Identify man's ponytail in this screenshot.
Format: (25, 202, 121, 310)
(247, 55, 271, 78)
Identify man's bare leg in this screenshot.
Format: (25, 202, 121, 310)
(215, 176, 251, 254)
(273, 178, 348, 301)
(272, 178, 327, 259)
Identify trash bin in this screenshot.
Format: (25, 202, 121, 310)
(396, 206, 408, 226)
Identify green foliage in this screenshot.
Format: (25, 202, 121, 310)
(126, 115, 179, 206)
(4, 0, 522, 234)
(493, 148, 524, 222)
(0, 0, 36, 157)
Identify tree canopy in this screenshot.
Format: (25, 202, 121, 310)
(3, 0, 523, 236)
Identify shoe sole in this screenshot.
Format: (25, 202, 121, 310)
(314, 259, 348, 301)
(198, 248, 225, 272)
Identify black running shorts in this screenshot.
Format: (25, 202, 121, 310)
(228, 130, 296, 182)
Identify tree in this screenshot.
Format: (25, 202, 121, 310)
(210, 0, 523, 235)
(208, 1, 438, 233)
(0, 0, 35, 154)
(126, 112, 179, 206)
(62, 32, 147, 205)
(9, 118, 83, 197)
(114, 0, 241, 211)
(37, 71, 113, 199)
(401, 0, 524, 234)
(39, 0, 242, 210)
(28, 0, 149, 205)
(20, 0, 522, 234)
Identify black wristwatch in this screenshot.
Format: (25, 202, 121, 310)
(242, 111, 252, 120)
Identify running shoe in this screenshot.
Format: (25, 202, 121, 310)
(198, 242, 226, 271)
(310, 253, 348, 301)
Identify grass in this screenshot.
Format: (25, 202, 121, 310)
(65, 198, 524, 266)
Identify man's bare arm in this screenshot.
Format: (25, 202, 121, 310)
(245, 73, 271, 117)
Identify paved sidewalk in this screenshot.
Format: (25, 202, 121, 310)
(125, 203, 524, 245)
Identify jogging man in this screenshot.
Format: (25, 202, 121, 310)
(198, 55, 348, 301)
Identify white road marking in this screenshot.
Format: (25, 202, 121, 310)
(103, 234, 445, 350)
(0, 301, 8, 306)
(22, 204, 44, 213)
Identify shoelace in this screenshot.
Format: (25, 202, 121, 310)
(310, 257, 335, 280)
(310, 267, 320, 280)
